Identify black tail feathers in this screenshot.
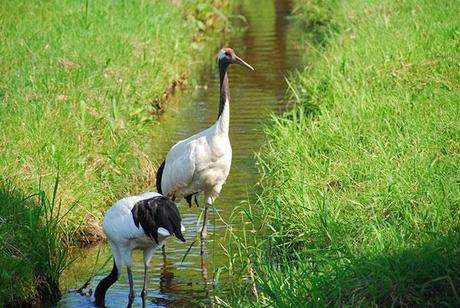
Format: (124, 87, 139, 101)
(132, 196, 185, 244)
(185, 192, 200, 208)
(155, 161, 165, 194)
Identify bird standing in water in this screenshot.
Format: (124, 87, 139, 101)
(94, 192, 185, 308)
(156, 48, 253, 252)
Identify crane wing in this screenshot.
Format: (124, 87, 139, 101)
(161, 137, 200, 198)
(158, 125, 231, 201)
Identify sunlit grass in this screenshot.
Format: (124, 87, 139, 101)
(0, 0, 232, 236)
(223, 0, 460, 305)
(0, 0, 233, 304)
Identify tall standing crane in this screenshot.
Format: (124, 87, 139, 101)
(156, 48, 253, 252)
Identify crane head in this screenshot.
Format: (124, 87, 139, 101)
(218, 47, 254, 70)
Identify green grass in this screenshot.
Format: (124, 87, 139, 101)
(0, 0, 233, 304)
(0, 177, 72, 305)
(0, 0, 232, 237)
(223, 0, 460, 306)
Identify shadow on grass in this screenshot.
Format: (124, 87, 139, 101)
(0, 178, 72, 306)
(321, 233, 460, 306)
(249, 232, 460, 307)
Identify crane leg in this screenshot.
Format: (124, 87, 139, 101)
(200, 252, 210, 297)
(200, 203, 209, 255)
(140, 265, 148, 308)
(127, 267, 135, 308)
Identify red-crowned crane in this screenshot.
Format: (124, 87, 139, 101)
(155, 48, 253, 251)
(94, 192, 185, 308)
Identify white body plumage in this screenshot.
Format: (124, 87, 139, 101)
(95, 192, 185, 307)
(103, 192, 184, 268)
(160, 107, 232, 206)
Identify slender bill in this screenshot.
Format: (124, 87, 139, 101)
(234, 55, 254, 70)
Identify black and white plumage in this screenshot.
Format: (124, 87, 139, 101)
(94, 192, 185, 308)
(155, 47, 253, 245)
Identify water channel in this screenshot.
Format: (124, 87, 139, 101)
(58, 0, 303, 306)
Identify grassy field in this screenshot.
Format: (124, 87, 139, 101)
(0, 0, 232, 305)
(0, 0, 231, 238)
(223, 0, 460, 306)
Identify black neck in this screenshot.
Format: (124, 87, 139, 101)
(94, 261, 119, 307)
(217, 61, 230, 120)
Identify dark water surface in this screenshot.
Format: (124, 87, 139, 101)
(58, 1, 303, 306)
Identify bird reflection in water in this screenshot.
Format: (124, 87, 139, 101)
(150, 249, 213, 307)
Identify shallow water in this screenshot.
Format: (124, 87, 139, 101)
(57, 0, 303, 306)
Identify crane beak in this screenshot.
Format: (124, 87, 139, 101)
(234, 55, 254, 71)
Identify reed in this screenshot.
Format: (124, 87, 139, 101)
(0, 176, 74, 305)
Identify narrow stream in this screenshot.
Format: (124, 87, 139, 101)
(58, 1, 303, 306)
